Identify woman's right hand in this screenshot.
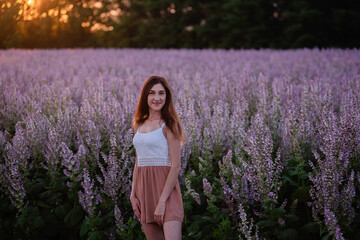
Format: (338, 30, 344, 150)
(130, 194, 141, 220)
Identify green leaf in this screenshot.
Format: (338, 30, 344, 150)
(214, 209, 227, 219)
(48, 192, 63, 203)
(92, 217, 102, 227)
(269, 208, 286, 219)
(277, 228, 298, 240)
(36, 200, 51, 208)
(299, 172, 309, 179)
(32, 215, 46, 229)
(89, 231, 104, 240)
(54, 205, 67, 218)
(283, 176, 298, 187)
(25, 206, 40, 217)
(302, 222, 320, 233)
(80, 220, 91, 237)
(284, 214, 299, 223)
(39, 190, 52, 199)
(187, 221, 200, 234)
(129, 219, 138, 230)
(257, 220, 275, 227)
(321, 233, 330, 240)
(36, 178, 46, 186)
(291, 186, 311, 203)
(64, 206, 84, 226)
(213, 218, 233, 239)
(16, 216, 26, 228)
(287, 158, 297, 165)
(117, 223, 128, 230)
(201, 215, 217, 223)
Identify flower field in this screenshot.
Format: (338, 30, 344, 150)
(0, 48, 359, 239)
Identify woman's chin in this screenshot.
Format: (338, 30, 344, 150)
(150, 106, 163, 111)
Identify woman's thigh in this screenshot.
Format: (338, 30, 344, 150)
(163, 220, 182, 240)
(141, 222, 164, 240)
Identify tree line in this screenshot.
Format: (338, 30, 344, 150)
(1, 0, 359, 49)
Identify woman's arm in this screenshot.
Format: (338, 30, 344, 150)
(130, 152, 138, 198)
(130, 126, 139, 199)
(130, 152, 141, 220)
(158, 127, 182, 204)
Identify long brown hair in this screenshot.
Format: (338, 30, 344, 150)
(132, 75, 185, 145)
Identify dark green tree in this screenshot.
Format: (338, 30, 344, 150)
(0, 0, 359, 48)
(0, 0, 24, 48)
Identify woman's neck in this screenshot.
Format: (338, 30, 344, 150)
(148, 110, 162, 121)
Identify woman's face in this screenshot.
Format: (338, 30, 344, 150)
(147, 83, 166, 112)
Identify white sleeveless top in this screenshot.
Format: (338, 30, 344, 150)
(133, 122, 171, 167)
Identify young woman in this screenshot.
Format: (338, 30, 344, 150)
(130, 76, 185, 240)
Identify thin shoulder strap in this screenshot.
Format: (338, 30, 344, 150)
(161, 122, 165, 128)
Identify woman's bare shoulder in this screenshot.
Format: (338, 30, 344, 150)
(163, 122, 179, 141)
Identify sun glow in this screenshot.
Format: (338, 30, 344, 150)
(17, 0, 38, 20)
(6, 0, 117, 31)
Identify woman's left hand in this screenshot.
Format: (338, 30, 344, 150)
(154, 200, 166, 226)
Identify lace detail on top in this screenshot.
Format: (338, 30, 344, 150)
(133, 122, 171, 167)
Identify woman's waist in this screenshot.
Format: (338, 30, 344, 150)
(137, 156, 171, 167)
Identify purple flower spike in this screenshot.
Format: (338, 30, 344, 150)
(78, 168, 102, 216)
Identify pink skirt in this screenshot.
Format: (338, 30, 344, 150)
(134, 166, 184, 224)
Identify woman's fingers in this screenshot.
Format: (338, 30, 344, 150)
(136, 203, 141, 217)
(135, 211, 141, 219)
(136, 200, 141, 210)
(154, 201, 165, 226)
(154, 213, 164, 226)
(135, 208, 141, 219)
(131, 197, 141, 219)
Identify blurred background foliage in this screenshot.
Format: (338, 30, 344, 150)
(0, 0, 359, 49)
